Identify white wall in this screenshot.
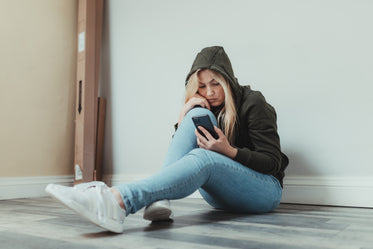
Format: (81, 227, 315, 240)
(100, 0, 373, 207)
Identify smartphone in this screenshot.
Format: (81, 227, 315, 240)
(192, 114, 219, 140)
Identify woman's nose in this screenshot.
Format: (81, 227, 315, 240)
(206, 86, 214, 96)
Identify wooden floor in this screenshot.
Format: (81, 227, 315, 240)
(1, 197, 373, 249)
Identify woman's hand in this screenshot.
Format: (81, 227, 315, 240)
(195, 126, 238, 159)
(178, 94, 210, 126)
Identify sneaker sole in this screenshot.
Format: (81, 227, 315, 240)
(143, 208, 172, 221)
(46, 184, 124, 233)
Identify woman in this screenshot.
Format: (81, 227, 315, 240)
(46, 46, 289, 233)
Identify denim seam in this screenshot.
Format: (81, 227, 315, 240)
(127, 158, 213, 211)
(224, 162, 276, 186)
(200, 151, 282, 213)
(204, 150, 282, 192)
(149, 162, 212, 199)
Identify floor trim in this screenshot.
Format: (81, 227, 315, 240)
(0, 175, 74, 200)
(282, 176, 373, 207)
(2, 174, 373, 208)
(105, 174, 373, 208)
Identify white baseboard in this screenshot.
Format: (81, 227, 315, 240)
(104, 174, 373, 208)
(0, 175, 74, 200)
(282, 176, 373, 207)
(2, 174, 372, 208)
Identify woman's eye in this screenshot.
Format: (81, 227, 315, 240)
(199, 85, 205, 88)
(213, 82, 220, 86)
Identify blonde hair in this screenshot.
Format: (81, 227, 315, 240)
(185, 69, 237, 143)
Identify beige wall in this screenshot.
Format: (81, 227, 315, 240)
(0, 0, 77, 177)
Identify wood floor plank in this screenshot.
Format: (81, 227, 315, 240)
(1, 197, 373, 249)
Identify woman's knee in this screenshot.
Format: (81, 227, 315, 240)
(184, 107, 217, 125)
(188, 148, 222, 172)
(189, 148, 215, 160)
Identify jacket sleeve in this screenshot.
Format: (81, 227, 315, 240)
(233, 93, 282, 175)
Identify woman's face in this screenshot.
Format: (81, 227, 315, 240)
(197, 70, 225, 107)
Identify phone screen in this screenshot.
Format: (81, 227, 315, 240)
(192, 115, 219, 140)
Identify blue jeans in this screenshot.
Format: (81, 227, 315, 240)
(114, 108, 282, 215)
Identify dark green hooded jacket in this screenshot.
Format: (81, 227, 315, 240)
(185, 46, 289, 187)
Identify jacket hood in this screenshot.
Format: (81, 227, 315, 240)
(186, 46, 243, 106)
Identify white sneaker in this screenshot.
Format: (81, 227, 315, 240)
(143, 200, 173, 221)
(45, 181, 126, 233)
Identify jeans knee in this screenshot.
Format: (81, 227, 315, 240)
(189, 148, 218, 164)
(189, 147, 205, 156)
(190, 148, 211, 158)
(184, 108, 217, 125)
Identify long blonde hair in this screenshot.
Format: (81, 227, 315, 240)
(185, 69, 237, 143)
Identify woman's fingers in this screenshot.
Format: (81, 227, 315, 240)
(202, 97, 211, 110)
(191, 95, 210, 110)
(214, 126, 225, 138)
(202, 98, 210, 110)
(195, 128, 208, 147)
(195, 132, 204, 148)
(195, 128, 205, 141)
(195, 126, 234, 156)
(198, 126, 214, 141)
